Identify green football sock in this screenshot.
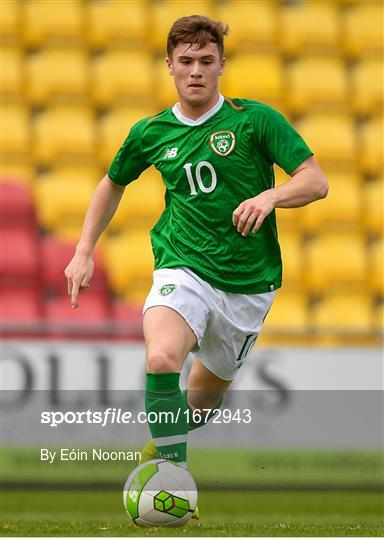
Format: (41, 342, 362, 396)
(183, 389, 223, 431)
(145, 372, 188, 466)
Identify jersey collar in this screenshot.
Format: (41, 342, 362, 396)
(172, 94, 224, 126)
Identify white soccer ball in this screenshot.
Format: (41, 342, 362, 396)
(123, 459, 198, 527)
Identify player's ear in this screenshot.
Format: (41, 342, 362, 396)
(166, 56, 174, 76)
(219, 56, 226, 76)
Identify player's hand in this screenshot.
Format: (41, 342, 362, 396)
(64, 251, 94, 309)
(232, 189, 276, 237)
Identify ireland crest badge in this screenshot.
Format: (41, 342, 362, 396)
(210, 131, 236, 157)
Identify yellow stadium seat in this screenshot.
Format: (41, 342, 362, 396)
(1, 0, 20, 44)
(1, 105, 30, 157)
(102, 230, 154, 297)
(358, 117, 383, 176)
(33, 106, 95, 166)
(153, 57, 178, 108)
(26, 49, 89, 106)
(350, 57, 383, 117)
(91, 50, 153, 108)
(280, 3, 340, 56)
(300, 172, 362, 232)
(278, 232, 304, 286)
(363, 178, 384, 235)
(0, 161, 34, 185)
(368, 237, 383, 295)
(305, 232, 367, 292)
(22, 0, 85, 47)
(286, 56, 348, 114)
(343, 4, 383, 58)
(150, 1, 214, 53)
(296, 114, 356, 166)
(1, 47, 23, 97)
(216, 2, 278, 54)
(374, 302, 383, 332)
(98, 107, 156, 168)
(221, 54, 283, 108)
(313, 292, 373, 334)
(264, 291, 309, 334)
(87, 1, 149, 49)
(109, 169, 164, 232)
(34, 168, 96, 232)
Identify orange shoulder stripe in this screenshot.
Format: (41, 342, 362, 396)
(225, 97, 244, 110)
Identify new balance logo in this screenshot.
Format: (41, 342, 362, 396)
(163, 147, 178, 159)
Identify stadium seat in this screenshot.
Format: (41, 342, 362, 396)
(0, 229, 39, 290)
(374, 302, 383, 332)
(153, 57, 179, 108)
(362, 178, 383, 235)
(98, 107, 156, 167)
(286, 57, 348, 114)
(87, 1, 149, 49)
(22, 0, 85, 47)
(350, 57, 383, 117)
(111, 300, 143, 338)
(0, 181, 35, 229)
(296, 114, 356, 166)
(41, 236, 108, 296)
(368, 237, 383, 295)
(108, 168, 164, 232)
(221, 53, 283, 108)
(0, 164, 35, 185)
(342, 4, 383, 58)
(312, 292, 373, 334)
(1, 47, 23, 98)
(358, 117, 383, 176)
(150, 1, 214, 52)
(280, 4, 340, 56)
(278, 232, 304, 286)
(34, 169, 95, 232)
(1, 105, 30, 158)
(44, 295, 111, 333)
(216, 2, 278, 53)
(26, 49, 89, 106)
(102, 230, 154, 297)
(1, 289, 42, 324)
(305, 232, 367, 292)
(91, 51, 153, 108)
(264, 291, 309, 334)
(33, 106, 95, 166)
(1, 0, 20, 45)
(300, 172, 362, 232)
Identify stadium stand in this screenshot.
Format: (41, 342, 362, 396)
(1, 0, 382, 342)
(216, 2, 278, 54)
(279, 3, 340, 56)
(87, 1, 149, 49)
(26, 48, 89, 106)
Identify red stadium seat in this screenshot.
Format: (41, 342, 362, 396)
(0, 229, 39, 290)
(1, 289, 42, 323)
(0, 181, 35, 228)
(41, 236, 108, 296)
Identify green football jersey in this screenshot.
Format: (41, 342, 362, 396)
(108, 96, 313, 294)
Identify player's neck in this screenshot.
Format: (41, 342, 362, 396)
(177, 93, 222, 121)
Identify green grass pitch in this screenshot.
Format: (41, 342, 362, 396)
(1, 489, 383, 537)
(1, 448, 383, 536)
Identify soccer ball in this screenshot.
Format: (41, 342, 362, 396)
(123, 459, 198, 527)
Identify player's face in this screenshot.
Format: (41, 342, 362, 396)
(166, 42, 225, 112)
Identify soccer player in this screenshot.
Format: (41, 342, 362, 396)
(65, 16, 328, 476)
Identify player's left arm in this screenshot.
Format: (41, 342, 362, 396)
(233, 156, 328, 237)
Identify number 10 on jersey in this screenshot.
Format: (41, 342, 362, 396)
(183, 161, 218, 195)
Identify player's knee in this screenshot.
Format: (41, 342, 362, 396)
(146, 349, 180, 373)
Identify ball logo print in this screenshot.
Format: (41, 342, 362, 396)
(123, 459, 198, 527)
(159, 284, 176, 296)
(210, 131, 236, 156)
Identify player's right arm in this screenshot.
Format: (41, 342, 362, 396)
(64, 175, 125, 309)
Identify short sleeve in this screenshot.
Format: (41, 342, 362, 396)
(254, 105, 313, 174)
(108, 120, 150, 186)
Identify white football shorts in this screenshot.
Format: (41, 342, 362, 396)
(143, 267, 276, 381)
